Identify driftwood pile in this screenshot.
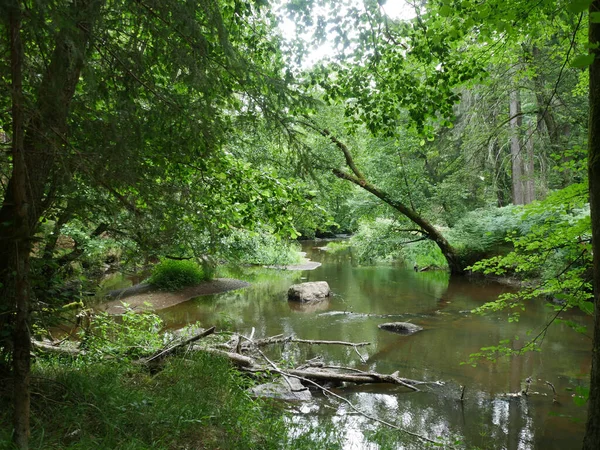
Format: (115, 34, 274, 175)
(33, 327, 435, 396)
(32, 326, 447, 447)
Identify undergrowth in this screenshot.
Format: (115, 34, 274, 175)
(0, 354, 343, 450)
(0, 309, 342, 449)
(148, 259, 208, 291)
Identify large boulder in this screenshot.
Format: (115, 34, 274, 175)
(287, 281, 331, 302)
(378, 322, 423, 335)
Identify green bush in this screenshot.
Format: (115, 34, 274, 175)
(78, 307, 164, 361)
(148, 259, 207, 291)
(220, 228, 303, 266)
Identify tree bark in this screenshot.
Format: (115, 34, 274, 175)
(510, 88, 524, 205)
(524, 124, 536, 204)
(583, 2, 600, 448)
(8, 3, 31, 448)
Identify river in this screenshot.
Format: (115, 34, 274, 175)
(157, 241, 591, 449)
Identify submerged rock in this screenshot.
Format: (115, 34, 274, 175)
(287, 281, 331, 302)
(250, 377, 312, 401)
(378, 322, 423, 335)
(288, 298, 330, 313)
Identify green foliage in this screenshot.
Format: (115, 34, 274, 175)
(78, 307, 164, 361)
(448, 205, 522, 254)
(465, 184, 593, 363)
(349, 218, 405, 264)
(348, 218, 448, 267)
(400, 239, 448, 269)
(0, 352, 340, 449)
(148, 259, 207, 291)
(324, 240, 352, 253)
(219, 228, 303, 266)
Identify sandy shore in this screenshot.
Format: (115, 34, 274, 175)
(101, 278, 250, 314)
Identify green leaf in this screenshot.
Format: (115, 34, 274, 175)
(439, 5, 452, 17)
(591, 12, 600, 23)
(567, 0, 593, 14)
(579, 301, 594, 315)
(571, 54, 595, 68)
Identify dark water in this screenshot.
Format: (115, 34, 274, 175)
(157, 242, 592, 449)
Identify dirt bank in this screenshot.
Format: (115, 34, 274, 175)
(101, 278, 250, 314)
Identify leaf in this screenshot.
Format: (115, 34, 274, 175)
(567, 0, 594, 14)
(571, 54, 595, 68)
(579, 301, 594, 315)
(439, 5, 452, 17)
(591, 12, 600, 23)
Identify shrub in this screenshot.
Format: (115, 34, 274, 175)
(78, 307, 164, 361)
(148, 259, 207, 291)
(220, 228, 303, 266)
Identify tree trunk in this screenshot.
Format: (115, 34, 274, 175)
(510, 88, 524, 205)
(8, 3, 31, 448)
(0, 0, 105, 365)
(305, 125, 466, 275)
(583, 2, 600, 448)
(523, 124, 536, 204)
(0, 2, 104, 446)
(333, 170, 465, 275)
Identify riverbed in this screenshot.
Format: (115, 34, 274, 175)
(156, 241, 591, 449)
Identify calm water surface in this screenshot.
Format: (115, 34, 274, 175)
(158, 241, 591, 449)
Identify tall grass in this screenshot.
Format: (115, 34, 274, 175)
(0, 353, 342, 449)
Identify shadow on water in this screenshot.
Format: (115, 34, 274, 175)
(157, 241, 591, 449)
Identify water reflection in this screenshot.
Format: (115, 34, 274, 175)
(157, 241, 591, 449)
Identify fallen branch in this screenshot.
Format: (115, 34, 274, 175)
(145, 326, 215, 364)
(320, 365, 441, 386)
(252, 335, 371, 348)
(32, 340, 82, 357)
(202, 349, 255, 368)
(286, 368, 420, 392)
(241, 334, 444, 448)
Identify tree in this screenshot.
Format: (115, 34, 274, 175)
(299, 117, 468, 274)
(583, 1, 600, 447)
(0, 1, 307, 447)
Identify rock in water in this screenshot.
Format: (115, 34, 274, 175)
(378, 322, 423, 335)
(250, 377, 312, 401)
(287, 281, 331, 302)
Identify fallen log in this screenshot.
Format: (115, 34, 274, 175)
(286, 368, 420, 391)
(251, 335, 370, 348)
(202, 349, 255, 368)
(32, 340, 82, 357)
(146, 326, 215, 364)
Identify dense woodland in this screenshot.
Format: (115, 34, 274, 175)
(2, 0, 600, 448)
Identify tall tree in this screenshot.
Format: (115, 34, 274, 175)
(510, 87, 525, 205)
(583, 1, 600, 447)
(0, 1, 307, 447)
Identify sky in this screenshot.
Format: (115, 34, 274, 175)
(278, 0, 417, 68)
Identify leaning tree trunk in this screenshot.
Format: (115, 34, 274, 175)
(583, 1, 600, 448)
(305, 125, 466, 275)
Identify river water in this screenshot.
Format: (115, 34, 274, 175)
(157, 241, 591, 449)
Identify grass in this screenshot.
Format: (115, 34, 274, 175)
(148, 259, 208, 291)
(0, 352, 343, 449)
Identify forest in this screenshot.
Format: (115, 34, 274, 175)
(1, 0, 600, 448)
